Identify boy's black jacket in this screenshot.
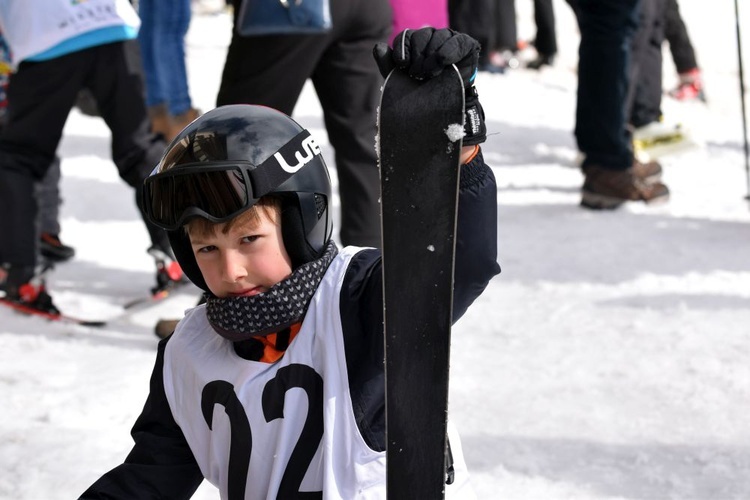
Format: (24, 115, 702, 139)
(80, 150, 500, 499)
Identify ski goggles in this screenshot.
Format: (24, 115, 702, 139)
(143, 162, 257, 231)
(143, 130, 321, 231)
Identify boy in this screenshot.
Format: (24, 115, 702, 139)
(81, 28, 500, 499)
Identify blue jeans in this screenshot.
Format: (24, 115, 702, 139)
(575, 0, 641, 170)
(138, 0, 193, 116)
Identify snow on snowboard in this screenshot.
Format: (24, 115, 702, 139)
(379, 65, 464, 498)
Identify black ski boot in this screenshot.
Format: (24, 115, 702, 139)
(40, 232, 76, 263)
(0, 264, 61, 317)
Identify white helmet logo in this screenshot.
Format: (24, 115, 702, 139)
(274, 136, 322, 173)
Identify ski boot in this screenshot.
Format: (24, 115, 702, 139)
(40, 232, 76, 263)
(526, 53, 555, 70)
(147, 246, 185, 298)
(0, 263, 61, 317)
(580, 165, 670, 209)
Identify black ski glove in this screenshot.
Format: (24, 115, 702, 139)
(373, 28, 487, 146)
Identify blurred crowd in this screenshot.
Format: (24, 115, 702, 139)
(0, 0, 704, 316)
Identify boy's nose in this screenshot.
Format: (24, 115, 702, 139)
(222, 251, 248, 283)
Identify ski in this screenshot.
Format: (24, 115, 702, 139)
(121, 280, 193, 310)
(632, 122, 699, 161)
(0, 298, 107, 327)
(103, 283, 200, 330)
(379, 66, 464, 499)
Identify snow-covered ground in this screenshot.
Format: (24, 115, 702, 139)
(2, 1, 750, 498)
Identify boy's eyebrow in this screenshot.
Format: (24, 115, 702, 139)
(187, 234, 213, 245)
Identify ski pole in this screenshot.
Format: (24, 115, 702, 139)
(734, 0, 750, 200)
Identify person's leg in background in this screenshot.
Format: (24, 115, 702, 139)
(575, 0, 669, 208)
(138, 0, 197, 141)
(312, 0, 392, 247)
(449, 0, 495, 70)
(216, 0, 324, 113)
(217, 0, 392, 248)
(157, 0, 197, 137)
(87, 40, 179, 294)
(493, 0, 518, 52)
(527, 0, 557, 69)
(217, 33, 319, 114)
(627, 0, 665, 130)
(487, 0, 520, 71)
(36, 157, 76, 263)
(576, 0, 639, 169)
(137, 0, 170, 138)
(628, 0, 695, 160)
(0, 35, 75, 266)
(0, 53, 85, 311)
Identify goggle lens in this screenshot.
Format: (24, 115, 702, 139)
(145, 166, 251, 230)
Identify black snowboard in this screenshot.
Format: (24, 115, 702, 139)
(379, 66, 465, 499)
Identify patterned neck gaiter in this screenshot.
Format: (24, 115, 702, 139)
(205, 242, 338, 342)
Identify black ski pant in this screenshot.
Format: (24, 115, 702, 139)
(628, 0, 666, 129)
(36, 157, 63, 236)
(0, 40, 168, 281)
(217, 0, 391, 248)
(492, 0, 518, 52)
(448, 0, 494, 65)
(533, 0, 557, 57)
(568, 0, 665, 134)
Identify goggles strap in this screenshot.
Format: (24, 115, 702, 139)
(249, 129, 319, 196)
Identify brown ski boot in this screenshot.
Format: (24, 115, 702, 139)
(581, 165, 669, 209)
(148, 103, 172, 140)
(168, 107, 200, 142)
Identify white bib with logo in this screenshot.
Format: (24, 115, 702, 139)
(163, 246, 476, 499)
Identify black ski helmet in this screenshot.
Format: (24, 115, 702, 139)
(143, 104, 333, 292)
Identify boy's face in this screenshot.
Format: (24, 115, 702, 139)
(189, 209, 293, 299)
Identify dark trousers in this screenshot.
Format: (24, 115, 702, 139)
(449, 0, 494, 64)
(575, 0, 641, 170)
(218, 0, 392, 248)
(36, 157, 63, 236)
(628, 0, 666, 128)
(0, 41, 168, 276)
(533, 0, 557, 57)
(664, 0, 697, 73)
(492, 0, 518, 52)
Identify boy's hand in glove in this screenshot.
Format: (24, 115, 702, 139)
(373, 28, 487, 147)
